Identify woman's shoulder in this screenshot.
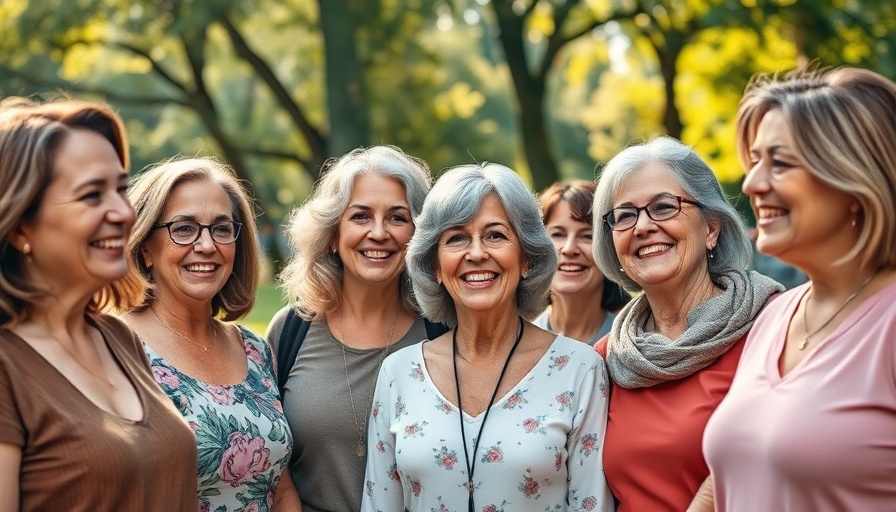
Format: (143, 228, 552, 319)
(549, 335, 605, 371)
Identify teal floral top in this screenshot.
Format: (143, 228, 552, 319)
(144, 326, 292, 512)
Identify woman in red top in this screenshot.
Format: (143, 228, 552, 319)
(592, 136, 781, 511)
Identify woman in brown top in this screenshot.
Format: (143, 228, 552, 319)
(0, 97, 198, 511)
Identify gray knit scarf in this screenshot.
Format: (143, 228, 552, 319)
(605, 270, 783, 388)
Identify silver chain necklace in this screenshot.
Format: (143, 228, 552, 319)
(337, 308, 400, 457)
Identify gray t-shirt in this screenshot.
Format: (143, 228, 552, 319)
(267, 307, 428, 512)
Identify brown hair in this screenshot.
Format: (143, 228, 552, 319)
(109, 157, 260, 321)
(0, 97, 129, 326)
(736, 66, 896, 269)
(538, 180, 630, 312)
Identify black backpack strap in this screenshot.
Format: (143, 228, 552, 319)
(423, 319, 450, 340)
(276, 308, 311, 394)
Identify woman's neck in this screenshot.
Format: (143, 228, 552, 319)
(548, 290, 606, 342)
(645, 274, 719, 339)
(454, 305, 520, 359)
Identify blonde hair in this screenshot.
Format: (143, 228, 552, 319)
(736, 66, 896, 269)
(110, 157, 260, 321)
(0, 97, 129, 326)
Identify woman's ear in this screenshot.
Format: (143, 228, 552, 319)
(141, 245, 153, 269)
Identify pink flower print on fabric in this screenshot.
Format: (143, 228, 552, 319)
(555, 391, 574, 411)
(242, 503, 261, 512)
(547, 354, 570, 375)
(410, 479, 423, 497)
(521, 415, 547, 435)
(206, 383, 235, 405)
(199, 498, 210, 512)
(503, 389, 528, 410)
(394, 396, 407, 419)
(388, 462, 401, 482)
(372, 400, 382, 419)
(435, 397, 453, 415)
(578, 433, 598, 457)
(152, 365, 180, 389)
(376, 440, 386, 453)
(409, 363, 425, 381)
(482, 501, 509, 512)
(480, 443, 504, 463)
(518, 468, 541, 499)
(433, 446, 459, 470)
(553, 447, 562, 471)
(403, 421, 428, 439)
(244, 341, 265, 366)
(219, 432, 272, 486)
(582, 495, 599, 511)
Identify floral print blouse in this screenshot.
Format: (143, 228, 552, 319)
(144, 326, 292, 512)
(361, 335, 613, 512)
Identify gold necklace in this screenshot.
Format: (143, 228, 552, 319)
(42, 325, 117, 391)
(337, 308, 400, 457)
(798, 273, 876, 350)
(150, 305, 218, 353)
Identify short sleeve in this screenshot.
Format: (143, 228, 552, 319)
(0, 345, 25, 447)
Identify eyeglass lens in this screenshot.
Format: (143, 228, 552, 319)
(166, 220, 240, 244)
(606, 195, 683, 230)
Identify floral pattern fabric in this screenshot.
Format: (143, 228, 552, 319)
(361, 335, 613, 512)
(144, 326, 292, 512)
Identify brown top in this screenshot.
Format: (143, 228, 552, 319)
(0, 315, 198, 511)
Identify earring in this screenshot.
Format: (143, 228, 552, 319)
(851, 216, 857, 229)
(22, 243, 30, 255)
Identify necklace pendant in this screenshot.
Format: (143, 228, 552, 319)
(798, 339, 809, 350)
(356, 440, 366, 457)
(467, 480, 474, 493)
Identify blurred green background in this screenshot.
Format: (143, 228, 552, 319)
(2, 0, 892, 324)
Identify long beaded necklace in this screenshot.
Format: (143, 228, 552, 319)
(150, 305, 218, 353)
(797, 272, 876, 350)
(338, 308, 400, 457)
(453, 317, 524, 512)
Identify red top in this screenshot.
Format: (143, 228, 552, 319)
(595, 334, 745, 512)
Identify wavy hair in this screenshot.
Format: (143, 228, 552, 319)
(277, 145, 432, 319)
(0, 97, 129, 326)
(407, 163, 556, 325)
(110, 157, 260, 321)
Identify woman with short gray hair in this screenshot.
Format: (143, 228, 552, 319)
(592, 136, 782, 512)
(363, 163, 612, 512)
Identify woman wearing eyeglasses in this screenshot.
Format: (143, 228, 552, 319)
(112, 158, 299, 512)
(592, 136, 782, 512)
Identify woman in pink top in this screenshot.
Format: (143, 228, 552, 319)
(704, 66, 896, 511)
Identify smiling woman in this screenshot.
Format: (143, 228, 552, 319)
(362, 163, 613, 512)
(0, 97, 197, 511)
(266, 145, 443, 512)
(591, 136, 782, 512)
(109, 157, 296, 512)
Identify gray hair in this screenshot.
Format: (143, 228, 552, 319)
(278, 145, 432, 319)
(407, 163, 556, 325)
(593, 136, 752, 292)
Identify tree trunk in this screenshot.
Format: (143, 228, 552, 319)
(318, 0, 370, 156)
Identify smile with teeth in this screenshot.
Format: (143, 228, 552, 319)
(637, 244, 672, 258)
(91, 238, 125, 249)
(362, 250, 391, 259)
(558, 264, 586, 272)
(463, 272, 497, 283)
(185, 263, 217, 273)
(757, 206, 788, 219)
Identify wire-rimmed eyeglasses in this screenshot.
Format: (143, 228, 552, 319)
(153, 220, 243, 245)
(602, 194, 701, 231)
